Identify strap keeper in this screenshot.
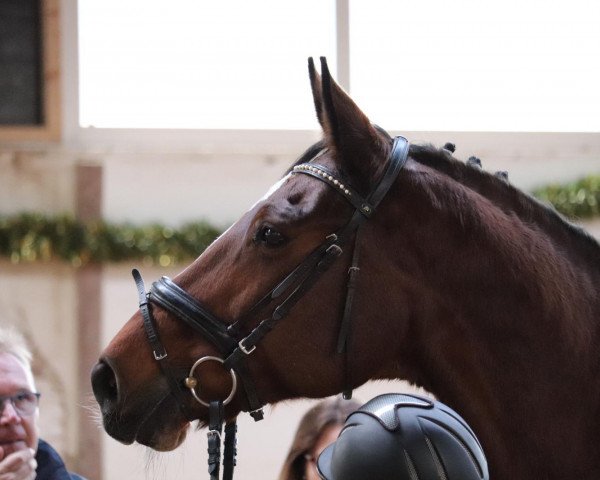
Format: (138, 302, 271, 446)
(318, 245, 343, 271)
(139, 292, 150, 307)
(249, 407, 264, 421)
(207, 429, 222, 443)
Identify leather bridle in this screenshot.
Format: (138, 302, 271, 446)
(132, 134, 409, 479)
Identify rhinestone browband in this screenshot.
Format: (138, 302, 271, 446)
(293, 164, 352, 197)
(292, 163, 374, 217)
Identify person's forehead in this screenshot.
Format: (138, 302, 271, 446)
(0, 352, 35, 392)
(313, 423, 343, 455)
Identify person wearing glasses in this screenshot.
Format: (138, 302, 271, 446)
(0, 326, 85, 480)
(278, 397, 361, 480)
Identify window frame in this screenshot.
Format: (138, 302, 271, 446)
(56, 0, 599, 161)
(0, 0, 61, 142)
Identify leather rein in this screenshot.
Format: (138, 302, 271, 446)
(132, 135, 409, 480)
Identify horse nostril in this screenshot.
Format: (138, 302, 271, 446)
(91, 360, 119, 408)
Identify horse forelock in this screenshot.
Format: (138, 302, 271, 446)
(284, 140, 327, 176)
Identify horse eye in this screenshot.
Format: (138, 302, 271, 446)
(255, 226, 286, 247)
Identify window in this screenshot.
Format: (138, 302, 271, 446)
(350, 0, 600, 132)
(78, 0, 600, 133)
(78, 0, 336, 129)
(0, 0, 60, 141)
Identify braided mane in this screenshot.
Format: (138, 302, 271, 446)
(408, 143, 600, 268)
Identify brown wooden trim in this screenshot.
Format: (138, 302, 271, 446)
(74, 165, 103, 479)
(0, 0, 61, 142)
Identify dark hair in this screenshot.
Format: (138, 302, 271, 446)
(278, 397, 361, 480)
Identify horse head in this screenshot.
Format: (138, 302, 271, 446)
(91, 58, 413, 451)
(91, 58, 600, 479)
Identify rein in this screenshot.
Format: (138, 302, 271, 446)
(131, 135, 409, 479)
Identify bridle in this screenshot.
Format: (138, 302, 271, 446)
(132, 134, 409, 479)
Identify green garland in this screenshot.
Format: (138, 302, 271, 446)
(533, 175, 600, 220)
(0, 213, 221, 267)
(1, 174, 599, 266)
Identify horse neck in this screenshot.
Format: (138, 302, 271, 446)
(409, 145, 600, 276)
(363, 166, 600, 478)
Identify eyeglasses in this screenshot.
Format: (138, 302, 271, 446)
(0, 392, 41, 417)
(304, 453, 319, 478)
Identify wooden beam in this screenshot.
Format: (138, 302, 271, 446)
(74, 164, 103, 479)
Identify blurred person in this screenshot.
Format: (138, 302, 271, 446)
(317, 393, 489, 480)
(0, 325, 86, 480)
(279, 397, 361, 480)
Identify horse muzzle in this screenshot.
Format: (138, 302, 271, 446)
(91, 359, 135, 443)
(91, 357, 191, 450)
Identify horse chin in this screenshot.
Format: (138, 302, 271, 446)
(100, 384, 191, 452)
(135, 419, 190, 452)
(132, 397, 191, 452)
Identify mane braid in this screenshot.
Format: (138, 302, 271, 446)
(408, 144, 600, 268)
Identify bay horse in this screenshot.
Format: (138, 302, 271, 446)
(91, 58, 600, 479)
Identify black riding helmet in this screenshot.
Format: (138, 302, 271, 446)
(317, 393, 489, 480)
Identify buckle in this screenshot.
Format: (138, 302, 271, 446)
(153, 350, 168, 361)
(207, 429, 222, 442)
(238, 338, 256, 355)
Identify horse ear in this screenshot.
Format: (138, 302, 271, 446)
(308, 57, 324, 126)
(313, 57, 389, 194)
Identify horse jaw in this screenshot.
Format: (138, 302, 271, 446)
(101, 384, 191, 452)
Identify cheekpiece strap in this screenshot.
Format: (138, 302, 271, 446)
(133, 269, 167, 361)
(132, 269, 192, 420)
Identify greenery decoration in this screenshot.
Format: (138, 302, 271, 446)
(0, 213, 221, 267)
(1, 174, 598, 266)
(533, 175, 600, 220)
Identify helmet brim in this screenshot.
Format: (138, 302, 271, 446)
(316, 443, 335, 480)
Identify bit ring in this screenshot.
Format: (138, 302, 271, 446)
(185, 356, 237, 407)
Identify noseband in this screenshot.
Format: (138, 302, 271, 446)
(132, 134, 409, 479)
